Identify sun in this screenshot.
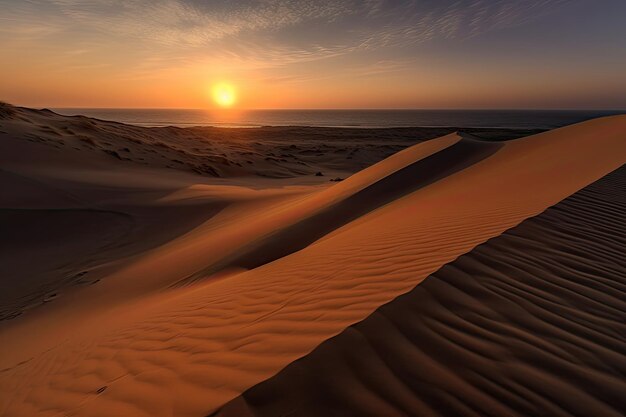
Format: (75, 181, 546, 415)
(212, 83, 236, 108)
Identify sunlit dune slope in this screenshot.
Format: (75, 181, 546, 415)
(0, 115, 624, 417)
(214, 165, 626, 417)
(182, 133, 501, 283)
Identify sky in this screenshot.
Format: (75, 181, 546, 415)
(1, 0, 625, 109)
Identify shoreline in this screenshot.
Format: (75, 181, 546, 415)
(47, 107, 625, 131)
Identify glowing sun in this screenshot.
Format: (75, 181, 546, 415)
(212, 83, 236, 107)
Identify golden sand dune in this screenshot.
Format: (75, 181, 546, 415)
(183, 133, 501, 282)
(0, 107, 625, 417)
(214, 166, 626, 417)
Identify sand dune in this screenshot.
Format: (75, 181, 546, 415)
(0, 106, 624, 417)
(0, 103, 542, 179)
(214, 166, 626, 417)
(185, 133, 501, 282)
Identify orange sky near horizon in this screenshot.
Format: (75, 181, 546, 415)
(2, 0, 626, 110)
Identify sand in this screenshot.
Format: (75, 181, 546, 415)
(0, 103, 624, 417)
(213, 166, 626, 417)
(0, 103, 541, 180)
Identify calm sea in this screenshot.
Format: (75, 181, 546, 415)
(52, 108, 624, 130)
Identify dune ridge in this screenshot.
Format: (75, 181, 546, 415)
(0, 113, 624, 417)
(213, 165, 626, 417)
(183, 134, 502, 283)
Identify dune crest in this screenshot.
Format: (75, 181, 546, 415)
(214, 166, 626, 417)
(0, 114, 624, 417)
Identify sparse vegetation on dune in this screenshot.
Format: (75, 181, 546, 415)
(0, 101, 16, 119)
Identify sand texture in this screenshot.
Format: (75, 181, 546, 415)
(214, 166, 626, 417)
(0, 104, 625, 417)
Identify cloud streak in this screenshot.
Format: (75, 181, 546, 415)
(2, 0, 574, 70)
(0, 0, 571, 78)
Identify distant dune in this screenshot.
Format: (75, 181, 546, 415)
(0, 103, 624, 417)
(0, 103, 543, 178)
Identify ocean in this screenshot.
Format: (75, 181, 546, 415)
(52, 108, 624, 130)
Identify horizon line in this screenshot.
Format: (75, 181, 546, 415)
(44, 106, 626, 112)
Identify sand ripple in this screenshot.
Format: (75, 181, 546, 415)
(0, 116, 624, 417)
(214, 167, 626, 417)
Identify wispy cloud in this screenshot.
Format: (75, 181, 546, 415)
(1, 0, 574, 71)
(44, 0, 355, 46)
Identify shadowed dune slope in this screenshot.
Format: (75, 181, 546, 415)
(214, 166, 626, 417)
(0, 134, 234, 320)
